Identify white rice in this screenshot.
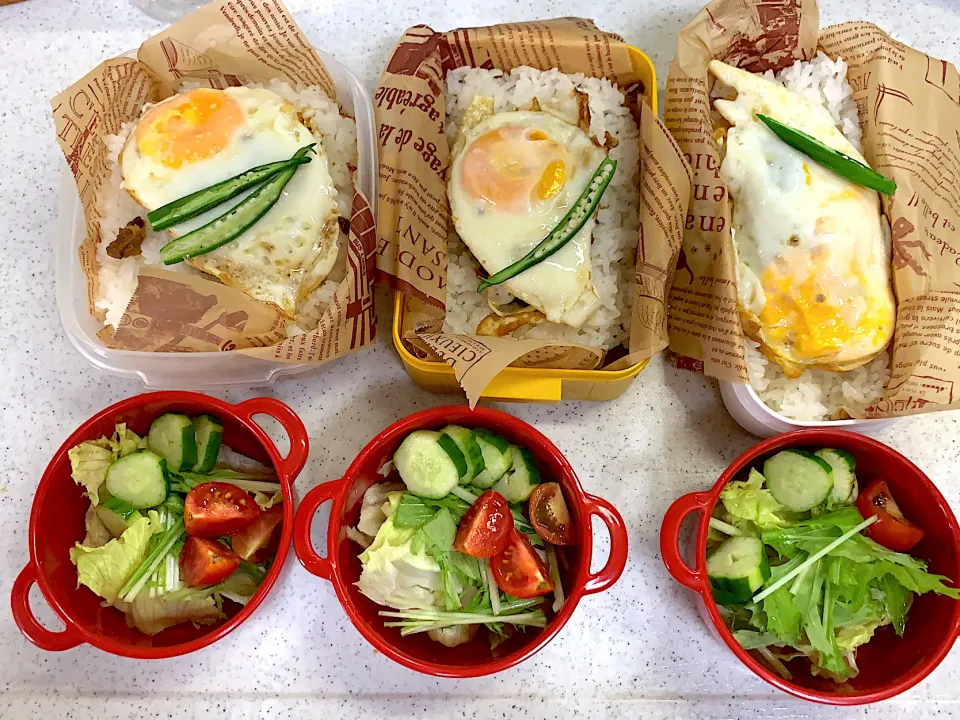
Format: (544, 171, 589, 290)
(441, 67, 641, 350)
(94, 79, 358, 336)
(746, 53, 889, 421)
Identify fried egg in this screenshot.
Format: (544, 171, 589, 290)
(447, 106, 607, 328)
(709, 61, 895, 377)
(120, 87, 340, 319)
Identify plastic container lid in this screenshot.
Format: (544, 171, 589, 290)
(56, 49, 377, 388)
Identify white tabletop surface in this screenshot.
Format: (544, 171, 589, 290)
(3, 0, 960, 717)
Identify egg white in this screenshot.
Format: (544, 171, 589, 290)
(448, 111, 606, 328)
(710, 61, 895, 375)
(120, 87, 340, 320)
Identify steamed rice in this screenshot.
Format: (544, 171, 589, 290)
(745, 53, 890, 421)
(442, 67, 641, 350)
(95, 79, 358, 336)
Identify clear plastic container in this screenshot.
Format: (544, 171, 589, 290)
(719, 380, 898, 438)
(56, 50, 377, 388)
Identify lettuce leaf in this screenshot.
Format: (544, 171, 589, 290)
(68, 424, 143, 505)
(69, 512, 161, 603)
(115, 589, 219, 636)
(720, 469, 794, 531)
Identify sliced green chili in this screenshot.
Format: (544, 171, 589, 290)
(148, 146, 314, 231)
(756, 114, 896, 196)
(159, 145, 313, 265)
(477, 157, 617, 292)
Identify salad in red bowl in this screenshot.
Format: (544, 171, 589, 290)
(346, 425, 573, 648)
(67, 412, 285, 636)
(707, 446, 959, 682)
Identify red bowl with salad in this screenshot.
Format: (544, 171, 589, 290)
(293, 405, 629, 677)
(12, 391, 308, 658)
(660, 429, 960, 704)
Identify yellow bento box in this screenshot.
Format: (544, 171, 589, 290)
(392, 46, 658, 404)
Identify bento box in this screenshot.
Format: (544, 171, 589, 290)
(53, 0, 378, 388)
(663, 0, 960, 431)
(375, 20, 689, 405)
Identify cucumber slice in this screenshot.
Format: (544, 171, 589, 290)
(147, 413, 198, 472)
(105, 451, 169, 509)
(707, 536, 771, 603)
(394, 430, 461, 499)
(192, 415, 224, 473)
(96, 497, 144, 537)
(763, 449, 834, 512)
(440, 426, 485, 483)
(815, 448, 857, 505)
(492, 446, 540, 502)
(472, 430, 514, 489)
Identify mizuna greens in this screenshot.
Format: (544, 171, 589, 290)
(708, 448, 958, 681)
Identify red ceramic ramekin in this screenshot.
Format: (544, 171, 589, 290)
(12, 391, 308, 658)
(293, 405, 629, 677)
(661, 429, 960, 704)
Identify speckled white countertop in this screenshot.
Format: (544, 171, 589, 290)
(3, 0, 960, 717)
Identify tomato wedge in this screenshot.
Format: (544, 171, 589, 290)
(181, 536, 241, 587)
(185, 482, 260, 538)
(454, 490, 514, 558)
(528, 482, 576, 545)
(491, 530, 554, 598)
(856, 479, 925, 552)
(231, 505, 284, 562)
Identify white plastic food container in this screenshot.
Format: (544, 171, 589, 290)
(56, 49, 377, 388)
(719, 380, 898, 438)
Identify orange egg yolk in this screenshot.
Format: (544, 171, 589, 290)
(135, 89, 244, 169)
(460, 125, 567, 212)
(759, 250, 889, 360)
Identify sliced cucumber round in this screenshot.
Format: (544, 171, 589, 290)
(394, 430, 461, 499)
(105, 451, 169, 509)
(192, 415, 224, 473)
(492, 446, 540, 502)
(707, 536, 771, 603)
(815, 448, 857, 505)
(763, 449, 833, 512)
(147, 413, 198, 472)
(440, 426, 485, 484)
(472, 429, 513, 489)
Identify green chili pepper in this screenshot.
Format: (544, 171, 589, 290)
(148, 147, 314, 231)
(757, 114, 896, 196)
(477, 157, 617, 292)
(159, 145, 313, 265)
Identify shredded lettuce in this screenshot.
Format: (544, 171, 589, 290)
(69, 512, 161, 603)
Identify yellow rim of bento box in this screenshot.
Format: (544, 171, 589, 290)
(391, 46, 656, 403)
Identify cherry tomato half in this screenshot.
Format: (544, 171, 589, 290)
(231, 505, 284, 563)
(454, 490, 514, 558)
(528, 482, 576, 545)
(185, 482, 260, 538)
(491, 530, 554, 598)
(856, 479, 925, 552)
(181, 536, 241, 587)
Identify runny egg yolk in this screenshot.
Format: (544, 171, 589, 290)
(759, 251, 890, 360)
(460, 125, 567, 212)
(135, 88, 244, 169)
